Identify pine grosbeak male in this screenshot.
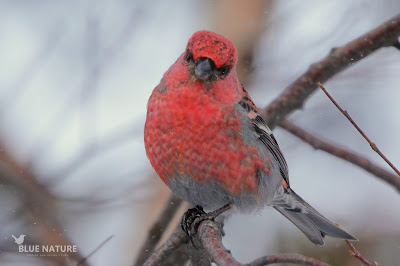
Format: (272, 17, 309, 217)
(144, 30, 356, 245)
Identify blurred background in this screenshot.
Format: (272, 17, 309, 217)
(0, 0, 400, 265)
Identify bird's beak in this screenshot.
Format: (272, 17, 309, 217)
(194, 57, 215, 81)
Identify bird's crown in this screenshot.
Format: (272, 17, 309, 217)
(186, 30, 238, 69)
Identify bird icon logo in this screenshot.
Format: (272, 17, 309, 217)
(12, 235, 26, 245)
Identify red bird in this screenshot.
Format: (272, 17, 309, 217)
(144, 30, 356, 245)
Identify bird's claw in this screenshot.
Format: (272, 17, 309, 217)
(181, 204, 231, 248)
(181, 205, 208, 244)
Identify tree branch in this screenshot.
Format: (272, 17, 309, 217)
(262, 13, 400, 128)
(77, 235, 114, 266)
(317, 82, 400, 177)
(134, 194, 183, 265)
(142, 218, 330, 266)
(198, 220, 241, 266)
(198, 220, 329, 266)
(279, 119, 400, 193)
(0, 145, 87, 265)
(245, 254, 329, 266)
(142, 229, 188, 266)
(346, 240, 377, 266)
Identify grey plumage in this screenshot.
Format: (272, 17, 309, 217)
(238, 94, 357, 245)
(273, 189, 357, 245)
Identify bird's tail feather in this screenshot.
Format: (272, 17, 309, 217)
(273, 189, 357, 246)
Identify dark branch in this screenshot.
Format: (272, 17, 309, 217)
(198, 220, 241, 266)
(279, 119, 400, 193)
(142, 229, 188, 266)
(134, 194, 183, 265)
(77, 235, 114, 266)
(0, 145, 87, 265)
(197, 219, 329, 266)
(262, 13, 400, 128)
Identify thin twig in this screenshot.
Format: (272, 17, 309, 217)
(77, 235, 114, 266)
(0, 152, 87, 265)
(317, 82, 400, 177)
(142, 229, 188, 266)
(262, 13, 400, 128)
(346, 240, 378, 266)
(134, 194, 183, 266)
(246, 254, 330, 266)
(279, 119, 400, 192)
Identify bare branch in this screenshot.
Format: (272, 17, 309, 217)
(262, 13, 400, 128)
(245, 254, 329, 266)
(0, 144, 87, 265)
(279, 119, 400, 192)
(317, 82, 400, 177)
(198, 220, 241, 266)
(77, 235, 114, 266)
(346, 240, 377, 266)
(134, 194, 183, 265)
(142, 229, 188, 266)
(162, 243, 190, 265)
(197, 220, 329, 266)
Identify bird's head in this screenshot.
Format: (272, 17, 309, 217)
(184, 30, 238, 82)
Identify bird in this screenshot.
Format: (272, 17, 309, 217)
(12, 234, 26, 245)
(144, 30, 357, 245)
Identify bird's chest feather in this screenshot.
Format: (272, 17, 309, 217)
(145, 86, 270, 194)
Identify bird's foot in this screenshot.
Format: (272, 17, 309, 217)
(181, 204, 231, 247)
(181, 205, 206, 241)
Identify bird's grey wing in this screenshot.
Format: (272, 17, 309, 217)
(238, 88, 289, 185)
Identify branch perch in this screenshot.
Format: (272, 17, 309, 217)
(142, 229, 188, 266)
(262, 13, 400, 128)
(279, 119, 400, 193)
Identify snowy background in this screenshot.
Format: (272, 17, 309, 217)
(0, 0, 399, 265)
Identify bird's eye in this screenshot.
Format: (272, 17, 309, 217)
(184, 50, 194, 63)
(218, 65, 231, 77)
